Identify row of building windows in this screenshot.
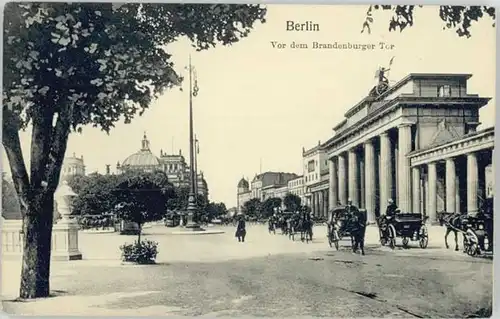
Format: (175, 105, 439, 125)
(304, 173, 318, 183)
(289, 179, 304, 187)
(438, 85, 452, 97)
(165, 164, 182, 171)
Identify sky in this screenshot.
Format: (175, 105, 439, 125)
(2, 5, 496, 208)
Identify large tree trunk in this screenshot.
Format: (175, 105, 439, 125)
(3, 104, 72, 299)
(19, 191, 55, 299)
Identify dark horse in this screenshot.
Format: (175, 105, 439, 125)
(437, 211, 467, 251)
(346, 209, 368, 255)
(299, 216, 313, 243)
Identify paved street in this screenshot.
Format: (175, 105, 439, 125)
(1, 224, 492, 317)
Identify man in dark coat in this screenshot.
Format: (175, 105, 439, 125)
(345, 198, 359, 218)
(385, 199, 398, 217)
(235, 214, 246, 242)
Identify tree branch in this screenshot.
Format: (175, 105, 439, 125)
(29, 107, 54, 189)
(46, 104, 73, 192)
(2, 110, 30, 216)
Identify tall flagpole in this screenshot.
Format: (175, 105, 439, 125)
(185, 55, 202, 231)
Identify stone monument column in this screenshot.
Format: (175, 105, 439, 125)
(427, 162, 437, 223)
(412, 167, 421, 214)
(364, 140, 376, 223)
(398, 123, 412, 212)
(445, 158, 457, 213)
(328, 157, 337, 211)
(348, 149, 359, 207)
(52, 181, 83, 260)
(338, 154, 347, 205)
(467, 152, 479, 214)
(379, 132, 392, 209)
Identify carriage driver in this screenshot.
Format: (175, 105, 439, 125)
(345, 198, 357, 215)
(385, 199, 398, 217)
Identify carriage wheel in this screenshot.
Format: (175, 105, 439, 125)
(467, 243, 478, 257)
(402, 237, 409, 248)
(419, 226, 429, 249)
(379, 229, 387, 246)
(331, 230, 340, 250)
(388, 225, 396, 249)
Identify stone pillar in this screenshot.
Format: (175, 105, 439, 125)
(311, 193, 316, 215)
(53, 181, 83, 260)
(398, 124, 412, 212)
(455, 174, 461, 213)
(318, 191, 323, 217)
(467, 152, 479, 214)
(348, 149, 359, 207)
(364, 140, 376, 223)
(427, 162, 437, 223)
(328, 158, 338, 211)
(412, 167, 421, 214)
(316, 192, 320, 216)
(324, 190, 329, 217)
(338, 154, 347, 205)
(379, 132, 392, 209)
(445, 158, 457, 213)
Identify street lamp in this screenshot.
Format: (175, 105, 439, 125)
(194, 135, 199, 197)
(184, 55, 203, 231)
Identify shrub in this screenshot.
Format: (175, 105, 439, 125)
(120, 240, 159, 264)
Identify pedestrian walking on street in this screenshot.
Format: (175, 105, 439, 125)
(235, 214, 246, 242)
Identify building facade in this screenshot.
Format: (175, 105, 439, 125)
(235, 73, 494, 222)
(287, 175, 305, 203)
(236, 172, 299, 213)
(117, 133, 209, 198)
(302, 142, 330, 218)
(323, 73, 493, 223)
(60, 153, 86, 181)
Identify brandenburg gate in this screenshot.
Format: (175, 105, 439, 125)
(324, 73, 493, 223)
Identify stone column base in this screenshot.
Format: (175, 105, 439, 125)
(51, 221, 83, 261)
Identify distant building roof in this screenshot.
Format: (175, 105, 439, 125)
(252, 172, 299, 187)
(122, 133, 160, 167)
(237, 177, 249, 189)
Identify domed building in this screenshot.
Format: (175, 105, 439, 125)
(236, 177, 251, 214)
(118, 133, 160, 173)
(116, 133, 209, 198)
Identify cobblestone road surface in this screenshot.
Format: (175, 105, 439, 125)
(1, 224, 492, 317)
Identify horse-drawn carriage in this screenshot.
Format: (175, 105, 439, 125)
(327, 206, 368, 254)
(437, 198, 493, 257)
(377, 211, 429, 249)
(462, 216, 491, 256)
(327, 206, 353, 250)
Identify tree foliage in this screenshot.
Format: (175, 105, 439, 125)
(361, 5, 495, 38)
(113, 171, 175, 241)
(66, 173, 119, 216)
(2, 173, 21, 216)
(243, 198, 261, 218)
(283, 193, 301, 212)
(205, 202, 228, 220)
(261, 197, 282, 218)
(2, 2, 266, 299)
